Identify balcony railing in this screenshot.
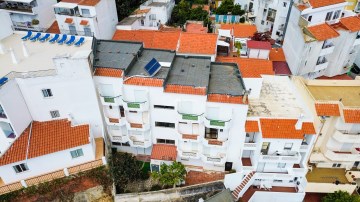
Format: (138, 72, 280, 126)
(332, 130, 360, 143)
(123, 100, 149, 111)
(59, 29, 94, 37)
(204, 117, 231, 129)
(179, 150, 200, 160)
(100, 95, 122, 106)
(259, 152, 301, 163)
(298, 15, 309, 27)
(243, 142, 257, 150)
(128, 135, 151, 148)
(314, 58, 329, 72)
(200, 153, 226, 165)
(125, 122, 150, 131)
(177, 112, 204, 123)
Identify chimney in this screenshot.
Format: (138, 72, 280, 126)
(9, 48, 18, 64)
(295, 114, 304, 130)
(242, 89, 251, 103)
(68, 113, 77, 126)
(22, 41, 29, 57)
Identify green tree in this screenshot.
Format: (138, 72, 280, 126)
(215, 0, 234, 15)
(115, 0, 143, 21)
(231, 4, 245, 16)
(109, 152, 145, 191)
(322, 191, 360, 202)
(151, 162, 186, 188)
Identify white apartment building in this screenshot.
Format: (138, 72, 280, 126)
(0, 0, 56, 31)
(116, 0, 174, 31)
(283, 0, 360, 79)
(54, 0, 118, 39)
(92, 39, 316, 201)
(0, 32, 104, 185)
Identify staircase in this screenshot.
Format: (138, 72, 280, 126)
(232, 171, 256, 200)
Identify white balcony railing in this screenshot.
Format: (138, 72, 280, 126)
(125, 122, 150, 131)
(319, 44, 335, 56)
(333, 130, 360, 143)
(200, 153, 226, 165)
(314, 60, 329, 72)
(178, 132, 202, 142)
(178, 150, 201, 160)
(324, 149, 360, 162)
(123, 100, 149, 112)
(259, 152, 301, 164)
(204, 117, 231, 130)
(105, 117, 124, 126)
(300, 144, 309, 151)
(243, 143, 257, 150)
(128, 135, 151, 148)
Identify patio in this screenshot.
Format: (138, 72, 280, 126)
(185, 171, 225, 186)
(241, 186, 297, 202)
(306, 166, 349, 184)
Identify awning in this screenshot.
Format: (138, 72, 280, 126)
(64, 18, 73, 24)
(80, 20, 89, 26)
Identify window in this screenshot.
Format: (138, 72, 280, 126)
(70, 149, 84, 158)
(155, 122, 175, 128)
(13, 163, 29, 173)
(84, 27, 92, 36)
(205, 128, 218, 139)
(154, 105, 175, 110)
(261, 142, 270, 155)
(120, 106, 125, 117)
(284, 143, 293, 150)
(129, 111, 137, 113)
(308, 15, 312, 22)
(333, 10, 341, 19)
(42, 89, 53, 97)
(112, 142, 130, 146)
(332, 163, 341, 168)
(156, 139, 175, 144)
(81, 8, 90, 16)
(141, 19, 144, 26)
(283, 2, 287, 7)
(325, 12, 333, 21)
(50, 110, 60, 118)
(149, 14, 156, 20)
(261, 20, 264, 25)
(277, 163, 286, 168)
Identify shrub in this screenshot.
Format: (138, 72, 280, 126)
(31, 19, 39, 25)
(150, 184, 162, 191)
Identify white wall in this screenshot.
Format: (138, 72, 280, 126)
(37, 0, 57, 28)
(0, 11, 13, 40)
(250, 191, 305, 202)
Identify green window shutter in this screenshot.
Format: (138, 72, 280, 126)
(210, 120, 225, 127)
(104, 97, 115, 103)
(182, 114, 198, 120)
(127, 103, 140, 108)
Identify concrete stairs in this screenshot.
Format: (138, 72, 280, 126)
(232, 171, 256, 200)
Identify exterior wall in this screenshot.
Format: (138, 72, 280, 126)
(0, 11, 13, 40)
(0, 143, 95, 184)
(248, 49, 270, 59)
(36, 0, 57, 28)
(243, 78, 262, 99)
(249, 191, 305, 202)
(140, 0, 175, 24)
(15, 54, 104, 138)
(0, 79, 32, 153)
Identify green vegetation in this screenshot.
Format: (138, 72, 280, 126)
(322, 191, 360, 202)
(215, 0, 245, 16)
(151, 161, 186, 188)
(115, 0, 144, 21)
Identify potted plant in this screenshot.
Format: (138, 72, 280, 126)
(31, 19, 39, 25)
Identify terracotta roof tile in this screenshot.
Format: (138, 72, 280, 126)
(94, 68, 123, 78)
(80, 20, 89, 26)
(269, 48, 286, 61)
(178, 32, 218, 55)
(112, 30, 180, 51)
(124, 77, 163, 87)
(340, 16, 360, 32)
(0, 119, 89, 166)
(78, 0, 100, 6)
(307, 23, 340, 41)
(343, 109, 360, 123)
(151, 144, 177, 161)
(315, 103, 340, 116)
(296, 4, 309, 11)
(245, 120, 259, 132)
(132, 8, 151, 15)
(308, 0, 346, 8)
(247, 40, 272, 50)
(273, 61, 292, 75)
(46, 21, 60, 34)
(216, 57, 274, 78)
(260, 119, 316, 139)
(207, 94, 245, 104)
(220, 24, 257, 38)
(65, 18, 73, 24)
(165, 84, 207, 95)
(186, 23, 208, 34)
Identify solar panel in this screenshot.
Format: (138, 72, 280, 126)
(144, 58, 161, 76)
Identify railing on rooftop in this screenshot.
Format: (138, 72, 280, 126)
(0, 70, 57, 88)
(59, 29, 94, 37)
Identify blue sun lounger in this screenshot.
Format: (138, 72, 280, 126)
(57, 34, 67, 45)
(49, 34, 60, 43)
(21, 31, 32, 41)
(74, 37, 85, 47)
(39, 33, 50, 42)
(30, 32, 41, 42)
(66, 35, 76, 46)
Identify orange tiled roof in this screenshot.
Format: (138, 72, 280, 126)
(0, 119, 89, 166)
(80, 20, 89, 26)
(340, 16, 360, 32)
(343, 109, 360, 123)
(308, 0, 346, 8)
(78, 0, 100, 6)
(151, 144, 177, 161)
(94, 68, 123, 78)
(177, 32, 218, 55)
(186, 23, 208, 34)
(216, 56, 274, 78)
(260, 119, 315, 139)
(191, 4, 210, 12)
(220, 24, 257, 38)
(315, 103, 340, 116)
(132, 8, 151, 15)
(165, 84, 207, 95)
(124, 77, 163, 87)
(112, 30, 180, 51)
(307, 23, 340, 41)
(46, 20, 60, 34)
(65, 18, 73, 24)
(269, 48, 286, 62)
(245, 120, 259, 132)
(297, 4, 309, 11)
(207, 94, 245, 104)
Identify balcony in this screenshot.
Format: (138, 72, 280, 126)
(354, 36, 360, 46)
(11, 21, 44, 32)
(319, 43, 335, 56)
(259, 152, 301, 164)
(314, 58, 329, 72)
(100, 95, 122, 106)
(105, 117, 124, 126)
(177, 112, 204, 123)
(178, 133, 202, 142)
(200, 153, 226, 165)
(332, 130, 360, 143)
(243, 142, 257, 150)
(202, 138, 228, 148)
(325, 149, 360, 162)
(298, 15, 309, 27)
(204, 117, 231, 130)
(123, 100, 149, 112)
(299, 144, 309, 152)
(0, 2, 38, 14)
(125, 122, 150, 131)
(128, 132, 151, 148)
(178, 150, 201, 160)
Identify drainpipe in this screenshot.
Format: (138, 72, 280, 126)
(282, 0, 294, 43)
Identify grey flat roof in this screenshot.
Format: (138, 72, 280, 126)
(93, 40, 142, 70)
(118, 17, 139, 25)
(148, 2, 167, 7)
(166, 56, 211, 88)
(208, 63, 245, 96)
(125, 49, 175, 79)
(205, 189, 234, 202)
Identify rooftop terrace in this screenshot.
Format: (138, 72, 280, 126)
(248, 75, 309, 118)
(306, 85, 360, 107)
(0, 32, 92, 78)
